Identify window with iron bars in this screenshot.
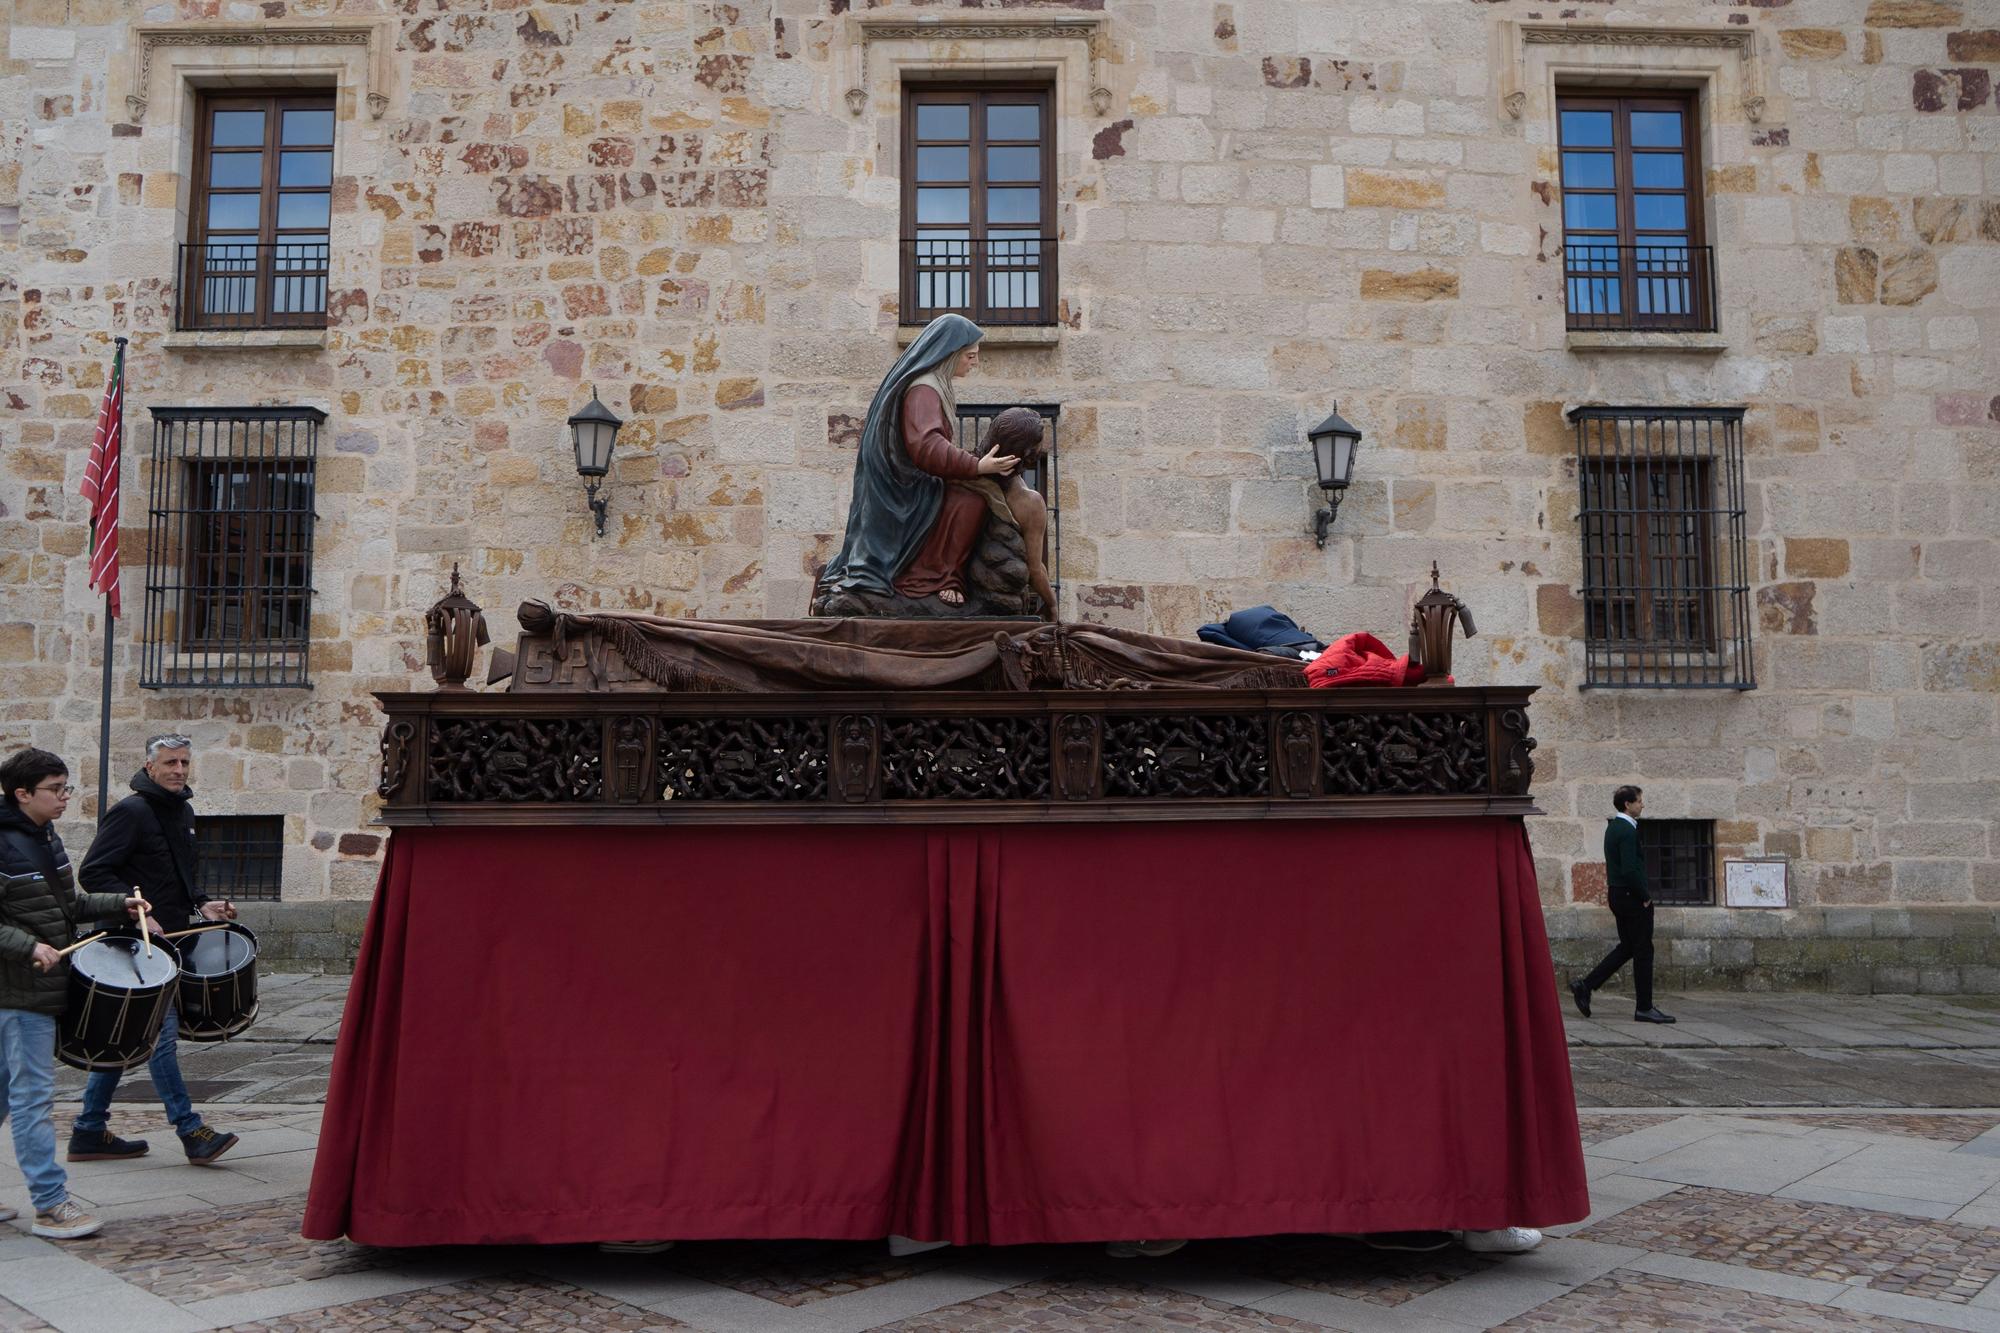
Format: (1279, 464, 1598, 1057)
(1570, 407, 1753, 689)
(142, 407, 323, 689)
(1641, 818, 1716, 906)
(194, 814, 285, 902)
(956, 402, 1061, 608)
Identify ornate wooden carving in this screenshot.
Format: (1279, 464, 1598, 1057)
(881, 717, 1051, 800)
(833, 715, 880, 804)
(1275, 711, 1319, 800)
(656, 717, 829, 802)
(427, 718, 601, 802)
(377, 719, 416, 801)
(374, 687, 1541, 824)
(1321, 712, 1489, 796)
(1053, 714, 1102, 801)
(1102, 714, 1269, 799)
(1496, 707, 1539, 796)
(610, 716, 655, 803)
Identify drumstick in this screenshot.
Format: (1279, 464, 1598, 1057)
(135, 890, 152, 957)
(161, 924, 231, 940)
(53, 932, 107, 960)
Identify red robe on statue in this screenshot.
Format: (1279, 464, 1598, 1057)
(892, 386, 986, 599)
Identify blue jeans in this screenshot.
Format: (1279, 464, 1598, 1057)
(74, 998, 204, 1139)
(0, 1009, 69, 1212)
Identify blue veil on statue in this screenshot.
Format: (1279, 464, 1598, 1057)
(819, 314, 984, 596)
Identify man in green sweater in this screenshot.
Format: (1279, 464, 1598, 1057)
(1570, 785, 1675, 1024)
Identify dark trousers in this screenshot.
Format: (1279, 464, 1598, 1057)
(1581, 887, 1653, 1011)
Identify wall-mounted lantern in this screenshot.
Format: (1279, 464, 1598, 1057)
(1308, 405, 1362, 548)
(568, 385, 624, 539)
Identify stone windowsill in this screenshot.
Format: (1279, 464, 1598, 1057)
(1566, 330, 1727, 353)
(895, 324, 1062, 347)
(162, 328, 329, 351)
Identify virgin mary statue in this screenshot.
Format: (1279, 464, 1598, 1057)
(817, 314, 1019, 608)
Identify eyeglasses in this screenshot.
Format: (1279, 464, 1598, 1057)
(35, 784, 77, 798)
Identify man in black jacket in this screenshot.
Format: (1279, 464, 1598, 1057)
(0, 747, 150, 1238)
(69, 735, 240, 1166)
(1570, 786, 1676, 1024)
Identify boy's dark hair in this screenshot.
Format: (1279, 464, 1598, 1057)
(1, 748, 68, 808)
(986, 407, 1047, 462)
(1613, 784, 1643, 812)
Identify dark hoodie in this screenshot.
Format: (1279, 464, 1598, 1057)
(82, 770, 206, 932)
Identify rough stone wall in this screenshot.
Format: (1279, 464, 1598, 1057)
(0, 0, 1994, 947)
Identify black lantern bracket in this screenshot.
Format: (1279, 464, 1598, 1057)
(584, 479, 609, 538)
(1313, 496, 1343, 549)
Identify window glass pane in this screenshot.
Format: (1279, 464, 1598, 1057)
(281, 108, 334, 146)
(987, 187, 1040, 225)
(1631, 153, 1685, 189)
(1560, 152, 1613, 189)
(1634, 194, 1686, 231)
(916, 146, 968, 181)
(1563, 194, 1616, 231)
(275, 235, 329, 268)
(205, 239, 257, 267)
(987, 145, 1041, 182)
(1558, 109, 1612, 147)
(207, 193, 261, 231)
(986, 103, 1040, 140)
(277, 192, 331, 230)
(916, 104, 969, 140)
(210, 109, 265, 147)
(917, 188, 969, 225)
(1630, 110, 1684, 148)
(279, 151, 333, 187)
(209, 153, 263, 188)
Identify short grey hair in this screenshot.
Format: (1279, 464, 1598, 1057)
(145, 734, 194, 760)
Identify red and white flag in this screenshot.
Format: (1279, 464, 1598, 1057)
(80, 340, 124, 618)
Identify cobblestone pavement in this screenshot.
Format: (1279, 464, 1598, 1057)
(3, 983, 1998, 1332)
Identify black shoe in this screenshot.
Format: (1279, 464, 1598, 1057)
(1634, 1008, 1677, 1024)
(1353, 1231, 1455, 1253)
(180, 1126, 239, 1166)
(1569, 980, 1591, 1019)
(66, 1129, 149, 1162)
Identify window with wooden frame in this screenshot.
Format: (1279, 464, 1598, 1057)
(142, 407, 322, 690)
(900, 84, 1057, 327)
(1571, 407, 1753, 690)
(179, 92, 335, 331)
(1556, 91, 1714, 333)
(1640, 818, 1716, 905)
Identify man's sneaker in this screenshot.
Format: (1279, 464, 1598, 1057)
(1462, 1227, 1544, 1254)
(31, 1200, 102, 1240)
(180, 1127, 239, 1166)
(67, 1129, 149, 1162)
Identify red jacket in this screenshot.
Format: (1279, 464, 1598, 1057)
(1305, 633, 1429, 688)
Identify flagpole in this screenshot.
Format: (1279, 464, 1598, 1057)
(94, 336, 127, 819)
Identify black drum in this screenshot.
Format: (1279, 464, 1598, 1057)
(56, 933, 180, 1073)
(176, 922, 259, 1043)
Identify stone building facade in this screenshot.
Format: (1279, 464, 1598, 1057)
(2, 0, 1995, 985)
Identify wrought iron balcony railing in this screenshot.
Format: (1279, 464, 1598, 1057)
(900, 235, 1057, 327)
(175, 240, 329, 332)
(1561, 243, 1717, 334)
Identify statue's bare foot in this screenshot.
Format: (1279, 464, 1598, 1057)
(939, 589, 965, 606)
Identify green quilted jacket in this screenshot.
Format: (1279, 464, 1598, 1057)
(0, 804, 131, 1014)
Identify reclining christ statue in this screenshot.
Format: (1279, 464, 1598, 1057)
(812, 315, 1054, 620)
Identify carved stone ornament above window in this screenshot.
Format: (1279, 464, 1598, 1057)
(1497, 21, 1769, 126)
(846, 12, 1112, 118)
(124, 20, 392, 123)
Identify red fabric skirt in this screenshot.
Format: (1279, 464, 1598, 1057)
(303, 819, 1586, 1246)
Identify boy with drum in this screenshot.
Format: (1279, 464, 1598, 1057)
(0, 748, 151, 1239)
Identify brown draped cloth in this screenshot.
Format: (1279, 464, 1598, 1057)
(517, 602, 1308, 693)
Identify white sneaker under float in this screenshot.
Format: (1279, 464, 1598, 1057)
(1104, 1239, 1189, 1259)
(1460, 1226, 1543, 1254)
(887, 1235, 952, 1257)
